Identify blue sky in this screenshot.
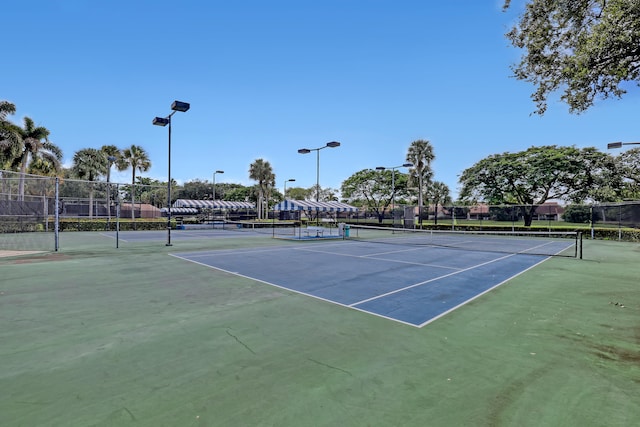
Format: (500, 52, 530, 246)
(4, 0, 639, 199)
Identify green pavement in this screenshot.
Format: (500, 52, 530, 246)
(1, 233, 638, 426)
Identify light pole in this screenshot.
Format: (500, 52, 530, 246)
(283, 178, 295, 199)
(106, 155, 116, 224)
(297, 141, 340, 202)
(376, 163, 413, 226)
(212, 170, 224, 201)
(153, 100, 190, 246)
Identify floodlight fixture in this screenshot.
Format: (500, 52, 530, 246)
(171, 100, 190, 112)
(152, 117, 169, 126)
(608, 141, 640, 149)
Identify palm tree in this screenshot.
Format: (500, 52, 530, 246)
(101, 145, 126, 183)
(0, 101, 17, 157)
(406, 139, 435, 225)
(72, 148, 108, 218)
(122, 145, 151, 219)
(0, 101, 18, 197)
(13, 117, 63, 201)
(0, 101, 15, 120)
(427, 181, 451, 225)
(101, 145, 126, 219)
(248, 158, 275, 220)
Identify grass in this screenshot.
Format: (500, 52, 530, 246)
(0, 232, 638, 426)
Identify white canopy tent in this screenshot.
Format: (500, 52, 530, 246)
(273, 200, 359, 212)
(160, 207, 198, 215)
(171, 199, 255, 210)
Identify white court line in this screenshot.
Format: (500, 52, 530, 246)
(298, 246, 462, 270)
(416, 257, 550, 328)
(169, 241, 559, 328)
(349, 252, 521, 307)
(98, 232, 129, 242)
(168, 252, 421, 328)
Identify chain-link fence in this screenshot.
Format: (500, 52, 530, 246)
(344, 201, 640, 241)
(0, 170, 169, 251)
(3, 168, 639, 251)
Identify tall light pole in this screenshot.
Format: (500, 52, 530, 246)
(298, 141, 340, 202)
(283, 178, 295, 199)
(153, 100, 190, 246)
(376, 163, 413, 226)
(212, 170, 224, 201)
(106, 155, 117, 225)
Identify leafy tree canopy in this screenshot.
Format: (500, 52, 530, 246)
(285, 186, 312, 201)
(341, 169, 410, 223)
(504, 0, 640, 114)
(615, 147, 640, 199)
(459, 145, 618, 225)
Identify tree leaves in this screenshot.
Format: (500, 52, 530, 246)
(459, 145, 619, 205)
(505, 0, 640, 114)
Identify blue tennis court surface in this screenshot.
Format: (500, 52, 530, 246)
(171, 240, 565, 327)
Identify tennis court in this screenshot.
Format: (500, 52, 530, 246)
(1, 229, 638, 426)
(172, 228, 578, 327)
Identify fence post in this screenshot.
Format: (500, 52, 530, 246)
(55, 177, 59, 251)
(590, 205, 594, 240)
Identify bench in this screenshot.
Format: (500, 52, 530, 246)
(304, 226, 326, 237)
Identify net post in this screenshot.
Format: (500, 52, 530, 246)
(579, 232, 583, 259)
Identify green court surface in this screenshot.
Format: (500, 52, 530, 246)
(1, 232, 639, 426)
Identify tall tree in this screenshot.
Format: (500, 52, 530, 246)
(72, 148, 108, 217)
(286, 186, 312, 201)
(248, 158, 275, 219)
(101, 145, 126, 218)
(100, 145, 126, 184)
(122, 145, 151, 219)
(459, 145, 618, 226)
(0, 101, 15, 121)
(406, 139, 435, 225)
(504, 0, 640, 114)
(427, 181, 451, 225)
(307, 185, 338, 202)
(0, 101, 18, 172)
(13, 117, 62, 200)
(341, 168, 410, 223)
(615, 147, 640, 199)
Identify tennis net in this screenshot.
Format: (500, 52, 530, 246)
(220, 220, 298, 237)
(345, 224, 582, 258)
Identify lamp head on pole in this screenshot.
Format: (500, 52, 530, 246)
(402, 162, 414, 168)
(298, 148, 311, 154)
(375, 166, 385, 171)
(215, 170, 224, 174)
(607, 142, 623, 149)
(152, 117, 169, 127)
(171, 100, 190, 112)
(326, 141, 340, 148)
